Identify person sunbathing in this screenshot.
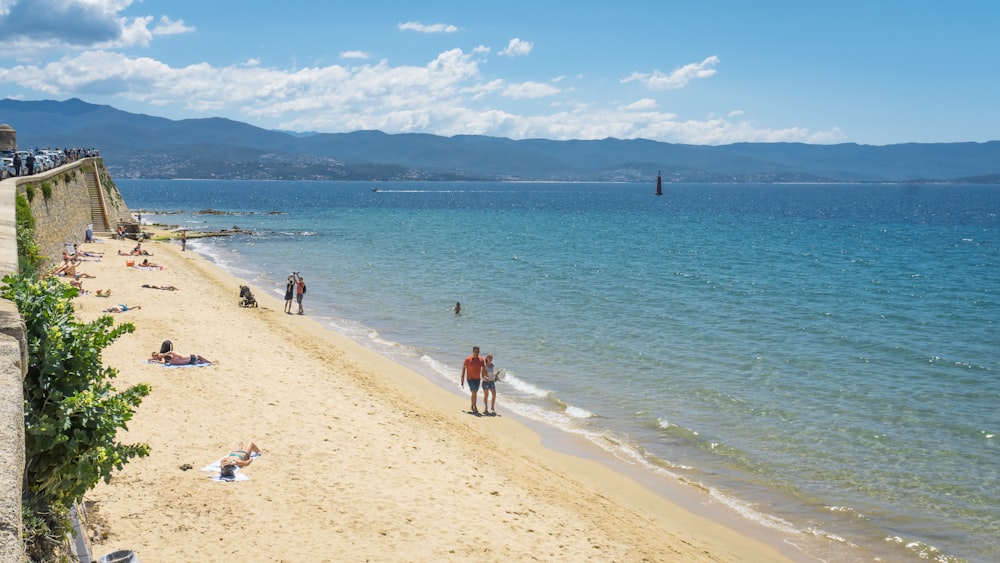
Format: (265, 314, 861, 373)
(142, 284, 178, 291)
(96, 289, 112, 297)
(103, 304, 140, 313)
(139, 258, 159, 268)
(219, 441, 262, 480)
(149, 350, 212, 365)
(59, 264, 95, 279)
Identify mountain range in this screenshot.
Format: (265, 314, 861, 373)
(3, 98, 999, 183)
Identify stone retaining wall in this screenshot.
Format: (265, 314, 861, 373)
(16, 159, 132, 266)
(0, 158, 132, 561)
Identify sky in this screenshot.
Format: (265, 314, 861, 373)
(0, 1, 996, 146)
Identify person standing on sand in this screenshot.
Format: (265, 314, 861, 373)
(482, 354, 498, 415)
(295, 273, 306, 314)
(284, 274, 295, 314)
(181, 230, 187, 251)
(460, 346, 486, 415)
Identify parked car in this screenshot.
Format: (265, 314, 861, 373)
(1, 157, 13, 178)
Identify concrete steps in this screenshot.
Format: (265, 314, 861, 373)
(83, 165, 110, 233)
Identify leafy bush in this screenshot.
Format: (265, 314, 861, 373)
(1, 275, 151, 508)
(15, 194, 42, 274)
(41, 181, 53, 200)
(24, 183, 36, 202)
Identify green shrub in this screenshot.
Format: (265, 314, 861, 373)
(15, 194, 42, 274)
(41, 181, 53, 200)
(24, 183, 36, 202)
(1, 275, 151, 508)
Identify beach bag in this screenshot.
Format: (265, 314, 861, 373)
(159, 340, 173, 354)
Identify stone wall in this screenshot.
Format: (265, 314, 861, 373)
(15, 158, 132, 266)
(0, 157, 132, 561)
(0, 164, 26, 562)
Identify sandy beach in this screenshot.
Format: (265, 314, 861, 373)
(70, 232, 792, 562)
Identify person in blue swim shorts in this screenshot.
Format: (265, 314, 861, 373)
(460, 345, 486, 415)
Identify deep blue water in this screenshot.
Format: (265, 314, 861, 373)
(119, 180, 999, 562)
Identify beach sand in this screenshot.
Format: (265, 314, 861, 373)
(71, 233, 792, 562)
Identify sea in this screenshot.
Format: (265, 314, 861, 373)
(117, 179, 999, 563)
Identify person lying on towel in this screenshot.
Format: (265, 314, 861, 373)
(149, 350, 213, 366)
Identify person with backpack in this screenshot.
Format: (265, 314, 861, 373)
(295, 273, 306, 315)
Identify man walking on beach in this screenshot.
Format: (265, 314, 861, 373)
(460, 346, 486, 415)
(284, 274, 295, 314)
(181, 230, 187, 251)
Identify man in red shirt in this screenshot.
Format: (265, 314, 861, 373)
(460, 345, 486, 415)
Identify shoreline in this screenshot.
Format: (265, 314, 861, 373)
(75, 231, 795, 561)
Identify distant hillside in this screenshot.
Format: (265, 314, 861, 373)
(3, 98, 1000, 183)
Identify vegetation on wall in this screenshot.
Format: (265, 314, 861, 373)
(23, 183, 36, 203)
(40, 181, 53, 200)
(15, 193, 43, 274)
(1, 275, 151, 561)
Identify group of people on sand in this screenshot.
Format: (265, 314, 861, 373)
(283, 272, 307, 315)
(57, 226, 258, 482)
(50, 245, 101, 291)
(118, 242, 153, 257)
(460, 346, 501, 415)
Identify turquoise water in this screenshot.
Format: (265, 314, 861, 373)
(120, 180, 999, 562)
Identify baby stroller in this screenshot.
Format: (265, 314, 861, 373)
(239, 285, 258, 308)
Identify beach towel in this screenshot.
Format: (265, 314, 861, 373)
(132, 265, 163, 270)
(144, 360, 211, 368)
(201, 460, 249, 482)
(201, 452, 260, 482)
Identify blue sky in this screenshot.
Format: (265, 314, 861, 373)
(0, 0, 996, 145)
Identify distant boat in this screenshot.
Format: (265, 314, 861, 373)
(371, 187, 379, 192)
(655, 170, 663, 196)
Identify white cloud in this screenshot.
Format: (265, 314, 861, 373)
(622, 56, 720, 90)
(398, 21, 459, 33)
(151, 16, 195, 36)
(0, 45, 842, 145)
(622, 98, 658, 111)
(340, 50, 371, 60)
(501, 81, 559, 99)
(728, 109, 744, 117)
(499, 38, 533, 57)
(0, 0, 193, 56)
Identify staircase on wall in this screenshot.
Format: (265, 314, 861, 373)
(83, 163, 110, 234)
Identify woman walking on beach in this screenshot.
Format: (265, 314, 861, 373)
(482, 354, 498, 415)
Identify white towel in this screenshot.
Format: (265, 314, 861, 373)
(201, 452, 260, 482)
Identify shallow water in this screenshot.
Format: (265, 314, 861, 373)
(120, 180, 1000, 562)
